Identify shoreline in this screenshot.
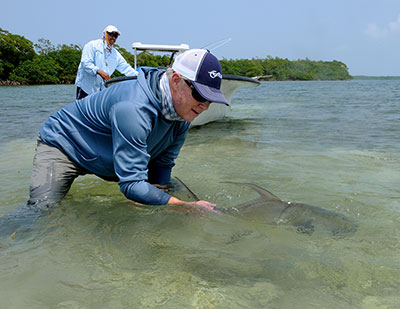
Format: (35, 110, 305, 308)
(0, 80, 74, 86)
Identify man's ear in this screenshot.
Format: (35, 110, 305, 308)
(171, 72, 181, 82)
(170, 72, 182, 91)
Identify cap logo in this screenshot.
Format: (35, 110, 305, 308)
(208, 70, 222, 79)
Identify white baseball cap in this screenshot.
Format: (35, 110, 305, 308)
(172, 49, 228, 105)
(104, 25, 120, 35)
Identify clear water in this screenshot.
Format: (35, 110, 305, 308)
(0, 81, 399, 308)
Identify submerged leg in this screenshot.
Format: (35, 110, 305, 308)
(27, 136, 87, 210)
(1, 137, 87, 239)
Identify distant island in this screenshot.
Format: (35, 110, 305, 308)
(1, 28, 352, 85)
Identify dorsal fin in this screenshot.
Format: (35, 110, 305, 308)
(174, 177, 200, 201)
(222, 181, 282, 201)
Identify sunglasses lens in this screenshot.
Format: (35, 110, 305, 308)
(184, 80, 207, 102)
(108, 32, 119, 38)
(192, 90, 207, 103)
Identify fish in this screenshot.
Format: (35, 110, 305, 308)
(175, 178, 357, 236)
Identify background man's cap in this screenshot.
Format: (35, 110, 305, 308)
(172, 49, 229, 106)
(104, 25, 120, 35)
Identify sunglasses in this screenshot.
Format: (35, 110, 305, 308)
(183, 79, 208, 103)
(107, 32, 119, 38)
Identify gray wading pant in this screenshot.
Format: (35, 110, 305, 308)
(28, 136, 87, 209)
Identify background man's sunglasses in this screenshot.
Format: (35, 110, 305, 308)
(107, 32, 119, 38)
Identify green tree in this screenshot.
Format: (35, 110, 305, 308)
(136, 51, 170, 68)
(0, 28, 35, 80)
(48, 44, 81, 82)
(34, 38, 56, 56)
(115, 46, 135, 66)
(10, 56, 61, 84)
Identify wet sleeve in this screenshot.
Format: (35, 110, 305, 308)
(109, 101, 171, 205)
(120, 180, 170, 205)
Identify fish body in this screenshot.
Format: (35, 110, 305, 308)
(175, 178, 357, 236)
(222, 182, 357, 236)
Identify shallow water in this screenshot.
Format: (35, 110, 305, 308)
(0, 81, 399, 308)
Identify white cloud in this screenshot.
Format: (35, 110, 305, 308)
(365, 14, 400, 38)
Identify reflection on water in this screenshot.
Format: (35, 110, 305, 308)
(0, 81, 399, 307)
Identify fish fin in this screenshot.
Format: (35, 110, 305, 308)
(222, 181, 282, 201)
(174, 177, 200, 201)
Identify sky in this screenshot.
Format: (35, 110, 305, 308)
(2, 0, 400, 76)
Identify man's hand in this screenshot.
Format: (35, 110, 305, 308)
(168, 197, 219, 214)
(190, 200, 218, 213)
(97, 69, 111, 81)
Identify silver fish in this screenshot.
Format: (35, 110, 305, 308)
(175, 178, 357, 236)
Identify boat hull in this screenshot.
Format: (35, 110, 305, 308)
(191, 75, 260, 127)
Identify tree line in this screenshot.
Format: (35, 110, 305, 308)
(0, 28, 352, 85)
(220, 57, 352, 80)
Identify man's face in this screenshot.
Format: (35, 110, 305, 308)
(106, 32, 119, 45)
(170, 73, 211, 122)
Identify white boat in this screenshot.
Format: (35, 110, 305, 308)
(106, 42, 260, 127)
(190, 73, 259, 126)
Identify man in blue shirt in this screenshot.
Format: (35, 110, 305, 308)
(75, 25, 137, 99)
(29, 49, 228, 212)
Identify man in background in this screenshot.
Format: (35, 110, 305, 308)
(75, 25, 137, 99)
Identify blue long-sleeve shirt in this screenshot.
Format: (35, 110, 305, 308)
(75, 39, 137, 95)
(41, 67, 191, 205)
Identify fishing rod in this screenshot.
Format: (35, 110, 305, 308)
(201, 37, 232, 51)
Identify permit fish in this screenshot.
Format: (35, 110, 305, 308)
(175, 178, 357, 236)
